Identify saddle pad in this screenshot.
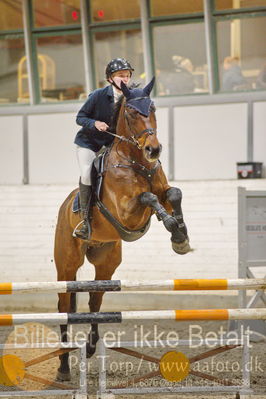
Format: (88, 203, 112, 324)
(72, 192, 80, 213)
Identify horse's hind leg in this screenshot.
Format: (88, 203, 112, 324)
(86, 240, 122, 357)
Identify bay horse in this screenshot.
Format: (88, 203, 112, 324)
(54, 77, 191, 381)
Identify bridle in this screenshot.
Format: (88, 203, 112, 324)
(105, 100, 156, 150)
(102, 97, 160, 185)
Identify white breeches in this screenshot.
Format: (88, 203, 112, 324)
(76, 145, 96, 185)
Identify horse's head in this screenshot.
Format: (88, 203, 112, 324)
(120, 77, 162, 163)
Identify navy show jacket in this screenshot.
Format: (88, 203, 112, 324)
(74, 85, 115, 152)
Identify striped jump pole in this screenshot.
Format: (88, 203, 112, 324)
(0, 278, 265, 294)
(0, 308, 266, 326)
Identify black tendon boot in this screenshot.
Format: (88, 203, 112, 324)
(75, 182, 92, 240)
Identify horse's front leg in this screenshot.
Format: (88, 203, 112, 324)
(166, 187, 188, 239)
(57, 293, 75, 381)
(87, 291, 103, 357)
(139, 192, 190, 255)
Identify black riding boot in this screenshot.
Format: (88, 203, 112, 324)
(75, 181, 92, 240)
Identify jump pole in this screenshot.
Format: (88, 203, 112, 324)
(0, 278, 266, 294)
(0, 308, 266, 326)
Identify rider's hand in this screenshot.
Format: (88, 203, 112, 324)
(112, 76, 123, 89)
(112, 76, 130, 88)
(95, 121, 109, 131)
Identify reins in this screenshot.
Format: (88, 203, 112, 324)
(104, 129, 135, 146)
(104, 127, 156, 149)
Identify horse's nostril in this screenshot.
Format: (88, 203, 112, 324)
(145, 146, 152, 153)
(145, 145, 161, 159)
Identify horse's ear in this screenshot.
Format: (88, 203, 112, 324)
(143, 76, 155, 96)
(120, 81, 131, 99)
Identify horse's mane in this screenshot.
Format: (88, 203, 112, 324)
(110, 83, 139, 132)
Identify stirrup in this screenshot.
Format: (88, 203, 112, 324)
(73, 217, 92, 239)
(73, 220, 84, 238)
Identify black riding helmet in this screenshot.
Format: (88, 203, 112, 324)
(105, 58, 134, 80)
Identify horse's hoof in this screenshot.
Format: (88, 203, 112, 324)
(56, 370, 71, 381)
(172, 239, 191, 255)
(86, 343, 96, 358)
(86, 349, 96, 358)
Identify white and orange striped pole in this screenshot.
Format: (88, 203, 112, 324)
(0, 308, 266, 326)
(0, 278, 265, 294)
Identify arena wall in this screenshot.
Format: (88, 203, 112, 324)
(0, 179, 265, 311)
(1, 101, 266, 185)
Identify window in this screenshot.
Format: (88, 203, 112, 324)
(36, 34, 85, 102)
(0, 37, 29, 103)
(150, 0, 203, 17)
(91, 0, 140, 22)
(0, 1, 28, 104)
(1, 0, 266, 106)
(216, 0, 266, 10)
(33, 0, 81, 27)
(0, 0, 23, 30)
(153, 22, 208, 96)
(90, 1, 142, 88)
(93, 29, 143, 88)
(217, 16, 266, 91)
(32, 1, 84, 103)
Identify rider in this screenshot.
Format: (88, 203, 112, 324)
(74, 58, 134, 240)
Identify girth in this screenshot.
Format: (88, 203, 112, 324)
(96, 198, 151, 242)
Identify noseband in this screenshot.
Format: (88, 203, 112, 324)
(129, 128, 156, 149)
(133, 128, 156, 139)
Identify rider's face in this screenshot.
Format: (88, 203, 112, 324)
(110, 70, 131, 89)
